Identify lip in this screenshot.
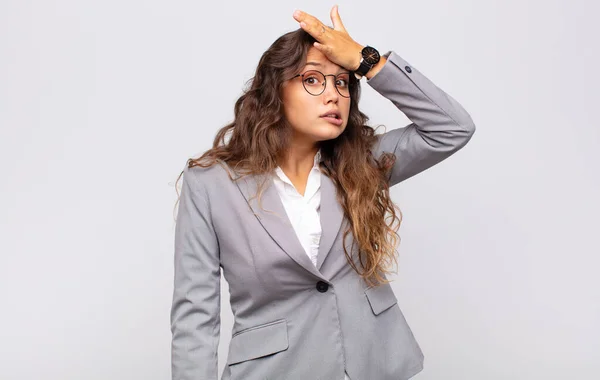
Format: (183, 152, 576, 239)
(320, 115, 343, 126)
(319, 110, 341, 119)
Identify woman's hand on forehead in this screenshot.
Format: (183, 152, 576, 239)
(293, 5, 364, 72)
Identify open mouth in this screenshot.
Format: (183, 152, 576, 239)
(320, 114, 343, 126)
(320, 112, 341, 119)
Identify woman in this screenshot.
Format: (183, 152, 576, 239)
(171, 6, 475, 380)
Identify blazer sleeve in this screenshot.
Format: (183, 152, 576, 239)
(171, 165, 221, 380)
(366, 50, 476, 187)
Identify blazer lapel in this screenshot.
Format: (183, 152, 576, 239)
(234, 172, 324, 280)
(316, 171, 344, 271)
(234, 170, 344, 279)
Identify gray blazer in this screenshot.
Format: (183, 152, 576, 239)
(171, 50, 476, 380)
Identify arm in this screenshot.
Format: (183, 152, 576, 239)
(171, 166, 221, 380)
(367, 51, 476, 187)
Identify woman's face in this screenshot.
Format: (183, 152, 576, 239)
(281, 47, 351, 145)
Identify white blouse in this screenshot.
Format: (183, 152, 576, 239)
(272, 148, 352, 380)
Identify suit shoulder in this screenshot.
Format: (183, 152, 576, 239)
(183, 159, 237, 189)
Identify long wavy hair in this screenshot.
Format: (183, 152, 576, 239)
(174, 28, 402, 287)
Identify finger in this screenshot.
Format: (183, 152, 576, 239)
(293, 10, 328, 40)
(293, 9, 319, 25)
(301, 21, 329, 41)
(330, 5, 347, 32)
(313, 41, 332, 55)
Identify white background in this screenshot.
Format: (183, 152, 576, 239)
(1, 0, 599, 379)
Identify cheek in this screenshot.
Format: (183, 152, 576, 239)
(284, 95, 317, 125)
(343, 100, 351, 119)
(284, 103, 304, 126)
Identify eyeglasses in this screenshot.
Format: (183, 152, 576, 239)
(290, 70, 351, 98)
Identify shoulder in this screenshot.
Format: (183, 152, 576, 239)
(182, 159, 240, 194)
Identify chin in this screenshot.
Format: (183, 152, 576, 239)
(316, 128, 344, 141)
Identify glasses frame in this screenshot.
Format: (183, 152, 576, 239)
(290, 70, 352, 98)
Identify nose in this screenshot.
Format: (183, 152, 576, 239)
(322, 75, 339, 103)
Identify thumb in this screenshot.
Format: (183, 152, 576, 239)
(330, 5, 347, 32)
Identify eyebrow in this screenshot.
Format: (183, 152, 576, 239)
(304, 61, 350, 75)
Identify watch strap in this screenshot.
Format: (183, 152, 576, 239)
(354, 45, 380, 80)
(355, 58, 373, 78)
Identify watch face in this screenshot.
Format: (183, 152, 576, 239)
(362, 46, 380, 65)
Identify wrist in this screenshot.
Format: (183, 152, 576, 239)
(352, 45, 383, 80)
(353, 44, 364, 71)
(365, 56, 387, 80)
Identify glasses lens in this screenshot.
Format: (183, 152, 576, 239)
(300, 70, 351, 98)
(302, 70, 326, 96)
(335, 73, 351, 98)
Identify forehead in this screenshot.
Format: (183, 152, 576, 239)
(303, 47, 346, 72)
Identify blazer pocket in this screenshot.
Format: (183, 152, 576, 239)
(227, 319, 289, 366)
(364, 283, 398, 315)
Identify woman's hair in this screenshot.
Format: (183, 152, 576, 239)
(174, 28, 402, 287)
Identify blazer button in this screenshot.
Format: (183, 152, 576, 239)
(316, 281, 329, 293)
(405, 65, 412, 73)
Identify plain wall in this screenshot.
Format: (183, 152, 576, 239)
(1, 0, 598, 379)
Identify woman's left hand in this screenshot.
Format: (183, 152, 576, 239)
(293, 5, 364, 71)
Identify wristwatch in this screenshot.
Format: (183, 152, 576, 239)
(354, 45, 381, 80)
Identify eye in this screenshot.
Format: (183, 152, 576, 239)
(304, 75, 321, 86)
(336, 78, 349, 88)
